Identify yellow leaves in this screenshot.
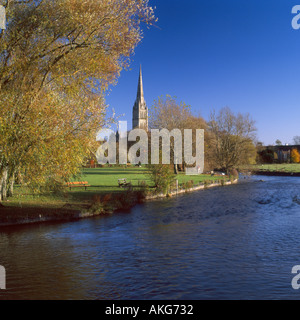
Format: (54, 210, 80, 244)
(0, 0, 156, 191)
(291, 149, 300, 163)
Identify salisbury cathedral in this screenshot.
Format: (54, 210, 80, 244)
(132, 66, 148, 131)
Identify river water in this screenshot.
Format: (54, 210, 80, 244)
(1, 175, 300, 300)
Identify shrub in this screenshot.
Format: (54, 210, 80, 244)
(136, 180, 148, 202)
(229, 168, 239, 178)
(37, 178, 65, 195)
(90, 195, 106, 214)
(258, 149, 274, 164)
(184, 180, 194, 191)
(146, 164, 175, 195)
(90, 201, 106, 214)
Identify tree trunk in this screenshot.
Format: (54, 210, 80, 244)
(0, 166, 8, 202)
(7, 172, 15, 198)
(173, 163, 178, 175)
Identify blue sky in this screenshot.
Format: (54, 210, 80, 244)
(106, 0, 300, 146)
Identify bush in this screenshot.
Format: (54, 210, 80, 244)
(90, 201, 106, 214)
(258, 149, 274, 164)
(146, 164, 175, 195)
(184, 180, 194, 191)
(37, 178, 65, 195)
(229, 168, 238, 178)
(136, 181, 148, 201)
(90, 195, 106, 214)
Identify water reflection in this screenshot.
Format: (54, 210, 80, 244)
(1, 176, 300, 299)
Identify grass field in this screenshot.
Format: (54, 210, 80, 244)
(4, 166, 227, 210)
(76, 166, 225, 191)
(243, 163, 300, 173)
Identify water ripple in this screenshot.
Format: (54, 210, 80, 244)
(1, 176, 300, 299)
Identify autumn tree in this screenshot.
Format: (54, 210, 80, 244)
(149, 95, 207, 174)
(0, 0, 156, 200)
(208, 107, 257, 173)
(291, 149, 300, 163)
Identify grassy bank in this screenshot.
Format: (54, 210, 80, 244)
(0, 166, 230, 226)
(241, 164, 300, 176)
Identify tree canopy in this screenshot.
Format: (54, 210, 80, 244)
(0, 0, 156, 200)
(208, 107, 257, 172)
(149, 95, 207, 173)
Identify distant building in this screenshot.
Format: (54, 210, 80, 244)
(264, 145, 300, 163)
(132, 66, 148, 131)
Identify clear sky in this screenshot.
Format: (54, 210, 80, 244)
(105, 0, 300, 146)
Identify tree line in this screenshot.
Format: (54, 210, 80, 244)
(148, 95, 257, 175)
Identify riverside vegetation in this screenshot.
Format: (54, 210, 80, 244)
(241, 163, 300, 176)
(0, 166, 235, 226)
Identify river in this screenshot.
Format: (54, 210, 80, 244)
(1, 175, 300, 300)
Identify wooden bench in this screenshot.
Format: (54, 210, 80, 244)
(66, 181, 91, 190)
(118, 179, 131, 188)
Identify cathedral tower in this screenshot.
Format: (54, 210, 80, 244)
(132, 65, 148, 131)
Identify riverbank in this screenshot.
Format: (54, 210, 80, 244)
(241, 163, 300, 177)
(0, 177, 238, 227)
(252, 171, 300, 177)
(145, 178, 238, 200)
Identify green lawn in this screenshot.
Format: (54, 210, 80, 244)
(76, 166, 224, 190)
(243, 163, 300, 173)
(5, 166, 228, 210)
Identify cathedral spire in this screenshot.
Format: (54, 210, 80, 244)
(132, 65, 148, 131)
(136, 65, 144, 102)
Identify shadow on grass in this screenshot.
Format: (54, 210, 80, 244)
(81, 170, 147, 176)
